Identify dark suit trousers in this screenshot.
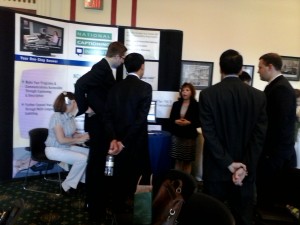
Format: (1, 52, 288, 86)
(256, 151, 296, 207)
(85, 115, 110, 221)
(204, 180, 255, 225)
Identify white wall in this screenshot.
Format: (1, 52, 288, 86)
(1, 0, 299, 90)
(68, 0, 300, 90)
(133, 0, 300, 91)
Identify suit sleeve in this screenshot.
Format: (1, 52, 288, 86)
(122, 84, 152, 147)
(74, 66, 115, 116)
(199, 91, 233, 169)
(169, 101, 179, 131)
(74, 73, 90, 116)
(266, 85, 295, 151)
(244, 93, 268, 177)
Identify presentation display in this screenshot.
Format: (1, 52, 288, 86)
(13, 13, 119, 177)
(20, 16, 64, 56)
(5, 11, 182, 179)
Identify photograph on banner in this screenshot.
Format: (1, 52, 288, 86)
(15, 13, 118, 67)
(124, 29, 160, 60)
(15, 14, 69, 62)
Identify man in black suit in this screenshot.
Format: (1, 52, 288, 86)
(74, 41, 127, 223)
(199, 49, 267, 225)
(256, 53, 297, 208)
(104, 52, 152, 215)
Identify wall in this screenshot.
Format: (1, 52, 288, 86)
(134, 0, 300, 90)
(75, 0, 112, 24)
(78, 0, 300, 90)
(1, 0, 299, 91)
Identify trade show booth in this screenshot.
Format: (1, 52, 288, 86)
(0, 7, 184, 181)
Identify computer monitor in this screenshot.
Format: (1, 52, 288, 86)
(147, 101, 157, 123)
(20, 17, 64, 56)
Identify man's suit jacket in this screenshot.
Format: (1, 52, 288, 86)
(74, 58, 116, 136)
(263, 75, 296, 160)
(105, 75, 152, 174)
(199, 77, 267, 182)
(75, 58, 115, 120)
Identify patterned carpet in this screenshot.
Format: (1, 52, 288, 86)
(1, 174, 299, 225)
(0, 175, 89, 225)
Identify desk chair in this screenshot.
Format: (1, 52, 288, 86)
(178, 192, 236, 225)
(23, 128, 62, 195)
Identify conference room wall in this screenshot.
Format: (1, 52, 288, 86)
(76, 0, 300, 91)
(0, 0, 299, 89)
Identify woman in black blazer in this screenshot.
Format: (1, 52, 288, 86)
(169, 83, 201, 174)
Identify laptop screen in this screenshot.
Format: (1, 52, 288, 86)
(147, 101, 157, 123)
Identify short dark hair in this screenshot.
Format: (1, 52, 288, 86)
(106, 41, 127, 57)
(239, 71, 252, 82)
(53, 91, 75, 113)
(124, 53, 145, 73)
(259, 53, 282, 71)
(179, 82, 196, 101)
(219, 49, 243, 74)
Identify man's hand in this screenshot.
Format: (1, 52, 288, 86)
(232, 167, 248, 186)
(228, 162, 247, 173)
(228, 162, 248, 186)
(108, 140, 124, 155)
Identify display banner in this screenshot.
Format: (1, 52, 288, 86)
(10, 12, 182, 179)
(13, 13, 118, 177)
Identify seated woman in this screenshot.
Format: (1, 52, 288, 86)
(45, 91, 90, 194)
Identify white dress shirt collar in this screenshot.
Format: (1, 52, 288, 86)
(127, 73, 140, 79)
(268, 74, 283, 84)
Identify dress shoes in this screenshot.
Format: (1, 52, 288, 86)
(61, 188, 77, 196)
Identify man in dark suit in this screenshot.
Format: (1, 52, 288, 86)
(256, 53, 297, 208)
(74, 41, 127, 224)
(104, 52, 152, 215)
(199, 49, 267, 225)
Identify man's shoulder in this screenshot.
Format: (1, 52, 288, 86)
(247, 85, 264, 94)
(75, 61, 112, 83)
(200, 82, 223, 94)
(141, 79, 152, 89)
(127, 76, 152, 88)
(248, 86, 266, 102)
(270, 76, 295, 94)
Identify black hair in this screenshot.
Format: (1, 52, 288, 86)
(219, 49, 243, 74)
(124, 53, 145, 73)
(239, 71, 252, 82)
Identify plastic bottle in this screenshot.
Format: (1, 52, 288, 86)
(104, 154, 114, 176)
(0, 210, 9, 225)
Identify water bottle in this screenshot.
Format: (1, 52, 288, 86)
(0, 210, 9, 225)
(104, 154, 114, 176)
